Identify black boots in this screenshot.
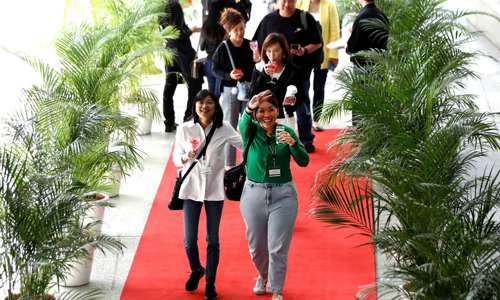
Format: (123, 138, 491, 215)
(185, 267, 217, 299)
(205, 283, 217, 300)
(185, 267, 205, 291)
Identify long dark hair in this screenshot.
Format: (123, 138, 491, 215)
(191, 90, 224, 128)
(161, 0, 190, 36)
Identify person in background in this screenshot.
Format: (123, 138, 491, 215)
(201, 0, 252, 95)
(160, 0, 203, 132)
(346, 0, 389, 67)
(346, 0, 389, 125)
(173, 89, 242, 300)
(239, 90, 309, 300)
(212, 8, 254, 168)
(264, 0, 278, 13)
(249, 33, 305, 128)
(252, 0, 322, 153)
(296, 0, 339, 131)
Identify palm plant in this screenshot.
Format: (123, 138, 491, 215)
(16, 0, 177, 190)
(80, 0, 178, 119)
(0, 135, 121, 300)
(312, 0, 500, 298)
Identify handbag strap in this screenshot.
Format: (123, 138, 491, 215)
(223, 40, 237, 70)
(241, 124, 257, 165)
(194, 33, 202, 59)
(179, 123, 217, 182)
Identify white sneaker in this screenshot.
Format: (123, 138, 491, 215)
(272, 294, 283, 300)
(253, 276, 267, 295)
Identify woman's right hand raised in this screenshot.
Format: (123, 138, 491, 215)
(247, 90, 273, 111)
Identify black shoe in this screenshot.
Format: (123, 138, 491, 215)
(164, 123, 178, 133)
(312, 125, 324, 132)
(205, 283, 218, 300)
(305, 143, 315, 153)
(185, 267, 205, 291)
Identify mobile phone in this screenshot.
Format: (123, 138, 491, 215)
(290, 43, 299, 50)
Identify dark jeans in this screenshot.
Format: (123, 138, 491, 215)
(296, 77, 315, 146)
(163, 63, 202, 127)
(311, 67, 328, 122)
(183, 199, 224, 285)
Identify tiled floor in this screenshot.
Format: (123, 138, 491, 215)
(1, 2, 499, 299)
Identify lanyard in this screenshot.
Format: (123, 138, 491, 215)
(267, 139, 277, 167)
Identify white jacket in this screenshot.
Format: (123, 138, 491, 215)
(173, 120, 243, 202)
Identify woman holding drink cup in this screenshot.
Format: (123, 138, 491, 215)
(173, 89, 242, 300)
(212, 8, 254, 168)
(239, 90, 309, 300)
(249, 33, 306, 130)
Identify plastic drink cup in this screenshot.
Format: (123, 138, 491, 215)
(190, 137, 200, 151)
(275, 124, 285, 144)
(267, 62, 277, 74)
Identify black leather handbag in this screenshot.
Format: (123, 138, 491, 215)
(168, 125, 216, 210)
(224, 126, 256, 201)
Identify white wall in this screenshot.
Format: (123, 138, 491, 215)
(0, 1, 65, 124)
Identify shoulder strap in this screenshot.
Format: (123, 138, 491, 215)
(179, 124, 217, 182)
(300, 10, 308, 31)
(223, 40, 236, 70)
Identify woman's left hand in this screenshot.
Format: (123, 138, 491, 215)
(278, 131, 296, 146)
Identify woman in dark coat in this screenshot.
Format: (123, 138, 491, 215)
(249, 33, 306, 127)
(200, 0, 252, 95)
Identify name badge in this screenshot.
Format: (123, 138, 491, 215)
(268, 168, 281, 177)
(200, 166, 212, 175)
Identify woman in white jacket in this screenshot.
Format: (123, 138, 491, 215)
(173, 89, 242, 300)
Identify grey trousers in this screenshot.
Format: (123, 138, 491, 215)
(220, 86, 247, 167)
(240, 180, 298, 293)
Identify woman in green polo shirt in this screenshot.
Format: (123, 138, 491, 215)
(238, 90, 309, 300)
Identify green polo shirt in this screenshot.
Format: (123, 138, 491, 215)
(239, 111, 309, 183)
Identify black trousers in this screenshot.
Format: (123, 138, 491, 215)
(163, 63, 202, 127)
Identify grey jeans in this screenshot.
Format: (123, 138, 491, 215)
(240, 180, 298, 293)
(220, 86, 247, 167)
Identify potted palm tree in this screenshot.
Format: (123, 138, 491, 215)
(0, 133, 121, 299)
(88, 0, 179, 136)
(31, 0, 176, 197)
(311, 0, 500, 298)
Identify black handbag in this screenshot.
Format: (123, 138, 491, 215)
(168, 125, 216, 210)
(224, 126, 257, 201)
(191, 57, 206, 79)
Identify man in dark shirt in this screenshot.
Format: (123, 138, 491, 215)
(346, 0, 389, 67)
(252, 0, 322, 153)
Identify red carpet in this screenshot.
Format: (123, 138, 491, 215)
(121, 129, 375, 300)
